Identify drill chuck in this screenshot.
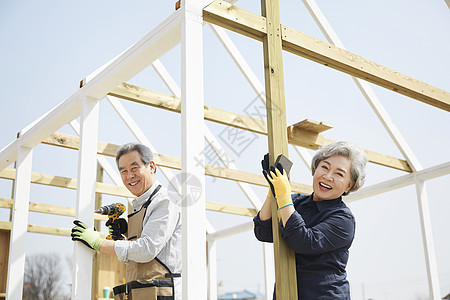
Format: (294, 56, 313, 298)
(95, 203, 125, 215)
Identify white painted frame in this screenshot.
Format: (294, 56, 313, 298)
(71, 96, 100, 299)
(181, 1, 208, 298)
(5, 145, 33, 300)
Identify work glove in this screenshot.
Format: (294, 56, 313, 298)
(71, 220, 105, 251)
(266, 163, 293, 209)
(106, 218, 128, 240)
(262, 153, 276, 198)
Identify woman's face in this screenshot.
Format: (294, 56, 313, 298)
(312, 155, 355, 201)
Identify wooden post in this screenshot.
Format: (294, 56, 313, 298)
(261, 0, 298, 298)
(0, 230, 10, 298)
(9, 132, 20, 222)
(181, 1, 207, 298)
(92, 163, 103, 300)
(94, 163, 103, 233)
(6, 145, 33, 300)
(72, 96, 100, 300)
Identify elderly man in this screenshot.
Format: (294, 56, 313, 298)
(71, 143, 181, 300)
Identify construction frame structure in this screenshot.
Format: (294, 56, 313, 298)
(1, 0, 449, 299)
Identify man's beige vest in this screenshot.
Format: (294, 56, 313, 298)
(114, 185, 176, 300)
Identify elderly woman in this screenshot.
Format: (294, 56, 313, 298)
(254, 141, 368, 299)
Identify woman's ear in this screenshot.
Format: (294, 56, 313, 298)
(346, 181, 355, 194)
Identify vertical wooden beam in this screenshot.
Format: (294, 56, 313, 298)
(8, 161, 16, 222)
(261, 0, 298, 298)
(181, 1, 207, 299)
(262, 243, 275, 300)
(0, 230, 10, 296)
(93, 163, 104, 234)
(72, 96, 100, 300)
(415, 180, 441, 300)
(207, 240, 218, 300)
(92, 163, 103, 300)
(5, 145, 33, 300)
(9, 133, 20, 223)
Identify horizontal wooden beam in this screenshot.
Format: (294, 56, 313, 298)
(108, 83, 411, 172)
(109, 83, 267, 134)
(0, 198, 107, 221)
(203, 0, 450, 112)
(287, 125, 412, 172)
(0, 169, 278, 218)
(203, 0, 267, 41)
(0, 221, 71, 237)
(41, 132, 313, 193)
(206, 201, 257, 217)
(291, 119, 333, 134)
(0, 167, 134, 198)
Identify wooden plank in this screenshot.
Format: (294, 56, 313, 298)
(0, 230, 10, 294)
(41, 129, 411, 183)
(1, 192, 279, 222)
(0, 197, 257, 221)
(0, 221, 72, 237)
(281, 25, 450, 112)
(41, 133, 314, 193)
(291, 119, 333, 133)
(261, 0, 298, 297)
(42, 132, 120, 158)
(287, 124, 335, 150)
(202, 0, 450, 112)
(0, 168, 134, 198)
(287, 126, 412, 172)
(108, 85, 411, 171)
(109, 83, 267, 134)
(206, 201, 257, 217)
(94, 252, 125, 299)
(0, 198, 107, 221)
(94, 164, 104, 234)
(203, 0, 267, 41)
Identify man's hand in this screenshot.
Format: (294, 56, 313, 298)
(71, 220, 105, 251)
(106, 218, 128, 240)
(266, 164, 293, 209)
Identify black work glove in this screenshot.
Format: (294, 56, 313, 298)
(262, 153, 276, 197)
(106, 218, 128, 240)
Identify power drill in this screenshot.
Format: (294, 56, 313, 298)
(95, 203, 127, 240)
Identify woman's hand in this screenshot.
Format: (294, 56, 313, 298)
(266, 165, 293, 209)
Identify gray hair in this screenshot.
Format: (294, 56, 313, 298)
(116, 143, 154, 169)
(311, 141, 368, 195)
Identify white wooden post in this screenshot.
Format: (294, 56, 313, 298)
(5, 145, 33, 300)
(415, 180, 441, 300)
(262, 243, 275, 300)
(71, 96, 100, 300)
(181, 0, 207, 298)
(207, 240, 218, 300)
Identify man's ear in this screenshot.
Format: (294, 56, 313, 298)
(149, 161, 156, 174)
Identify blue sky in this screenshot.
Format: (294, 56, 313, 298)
(0, 1, 449, 299)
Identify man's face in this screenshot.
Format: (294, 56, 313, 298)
(118, 150, 155, 197)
